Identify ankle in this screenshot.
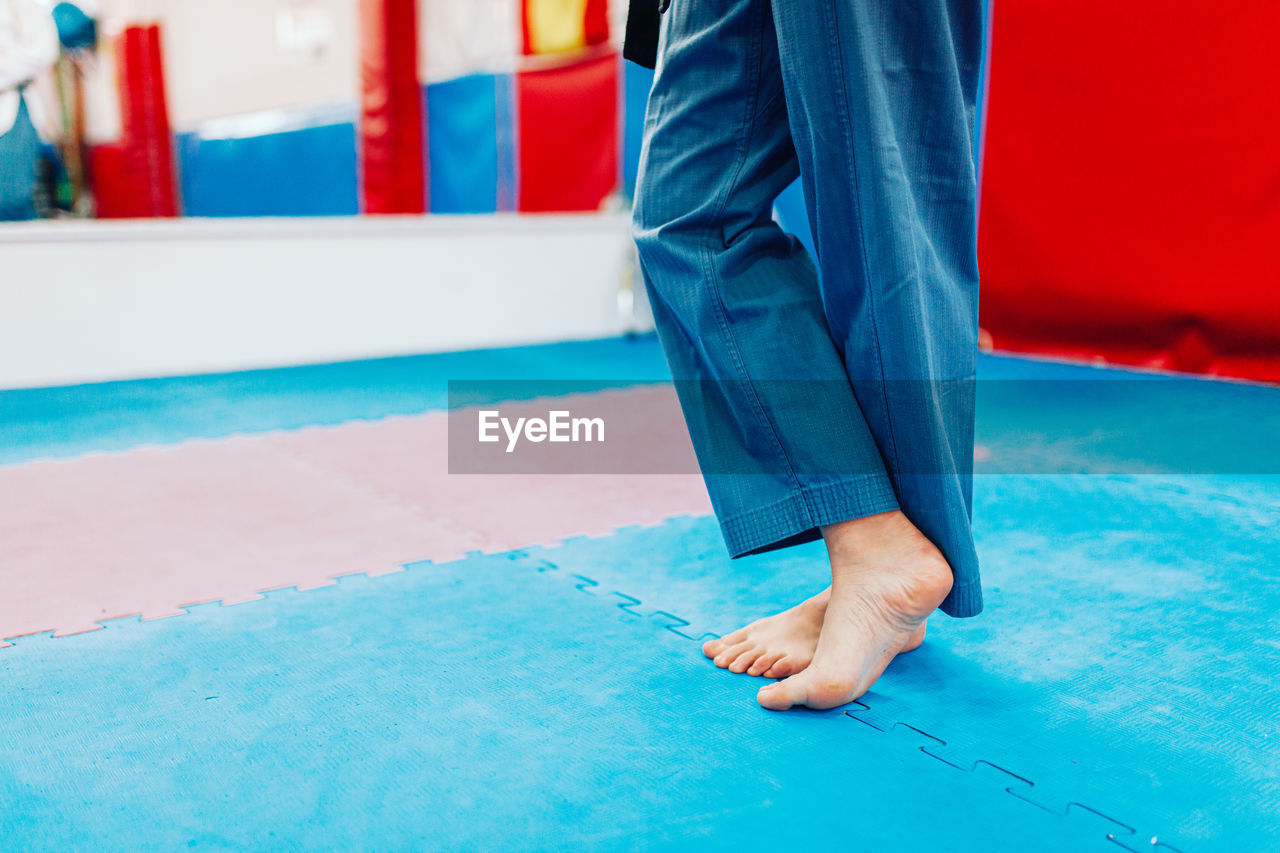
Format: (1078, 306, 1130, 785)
(798, 588, 831, 615)
(822, 512, 954, 604)
(820, 510, 912, 563)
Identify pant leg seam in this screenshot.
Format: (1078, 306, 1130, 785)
(698, 0, 816, 528)
(820, 0, 905, 479)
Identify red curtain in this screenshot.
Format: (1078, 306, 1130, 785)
(977, 1, 1280, 381)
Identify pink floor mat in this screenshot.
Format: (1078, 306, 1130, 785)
(1, 386, 711, 643)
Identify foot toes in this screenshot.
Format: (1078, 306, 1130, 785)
(704, 628, 749, 659)
(796, 675, 862, 710)
(748, 652, 782, 677)
(713, 641, 752, 668)
(757, 653, 788, 676)
(757, 680, 798, 711)
(729, 648, 763, 673)
(758, 671, 863, 711)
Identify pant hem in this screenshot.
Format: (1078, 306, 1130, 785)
(718, 479, 984, 619)
(719, 478, 900, 559)
(940, 578, 984, 619)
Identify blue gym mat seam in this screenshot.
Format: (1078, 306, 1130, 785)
(3, 520, 1185, 851)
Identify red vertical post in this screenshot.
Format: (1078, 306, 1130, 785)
(359, 0, 426, 214)
(100, 24, 180, 218)
(583, 0, 610, 46)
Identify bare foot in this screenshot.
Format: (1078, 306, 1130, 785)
(902, 621, 927, 653)
(703, 589, 928, 679)
(757, 510, 952, 711)
(702, 589, 829, 678)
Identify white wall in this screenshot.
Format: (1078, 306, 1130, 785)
(419, 0, 518, 84)
(0, 214, 652, 389)
(72, 0, 359, 139)
(157, 0, 359, 127)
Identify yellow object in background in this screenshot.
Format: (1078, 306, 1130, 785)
(525, 0, 588, 54)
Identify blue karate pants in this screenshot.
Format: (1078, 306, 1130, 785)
(632, 0, 986, 616)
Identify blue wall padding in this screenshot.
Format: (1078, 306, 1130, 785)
(622, 62, 654, 198)
(3, 493, 1277, 850)
(426, 75, 504, 214)
(177, 119, 359, 217)
(772, 178, 816, 261)
(494, 74, 518, 212)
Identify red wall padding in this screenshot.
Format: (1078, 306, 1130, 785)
(977, 1, 1280, 381)
(92, 25, 179, 218)
(517, 52, 618, 213)
(583, 0, 610, 47)
(359, 0, 426, 214)
(91, 143, 146, 219)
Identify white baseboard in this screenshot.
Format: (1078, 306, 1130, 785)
(0, 214, 653, 389)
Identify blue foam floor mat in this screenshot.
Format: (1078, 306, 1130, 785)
(0, 532, 1114, 851)
(0, 335, 672, 465)
(4, 477, 1277, 850)
(4, 341, 1278, 849)
(10, 331, 1268, 470)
